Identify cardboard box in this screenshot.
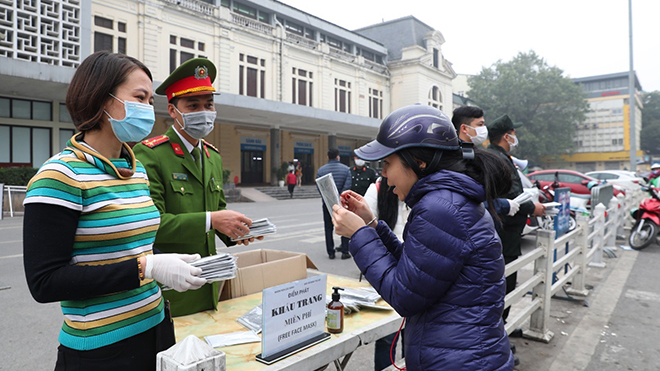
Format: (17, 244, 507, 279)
(219, 249, 318, 301)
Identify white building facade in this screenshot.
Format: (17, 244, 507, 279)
(0, 0, 455, 184)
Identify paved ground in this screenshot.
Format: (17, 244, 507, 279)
(2, 196, 659, 370)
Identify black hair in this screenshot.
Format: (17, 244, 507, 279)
(66, 51, 152, 132)
(451, 106, 484, 132)
(488, 129, 513, 145)
(397, 147, 512, 220)
(327, 148, 339, 159)
(376, 177, 399, 230)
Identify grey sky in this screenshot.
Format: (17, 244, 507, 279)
(279, 0, 659, 92)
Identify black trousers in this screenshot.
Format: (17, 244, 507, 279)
(54, 316, 174, 371)
(322, 205, 349, 255)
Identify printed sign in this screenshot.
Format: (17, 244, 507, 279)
(554, 187, 571, 238)
(241, 136, 267, 151)
(294, 141, 314, 154)
(338, 145, 352, 156)
(261, 275, 327, 358)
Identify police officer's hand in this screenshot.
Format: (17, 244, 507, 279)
(332, 204, 367, 238)
(236, 236, 265, 246)
(532, 202, 546, 216)
(211, 210, 252, 239)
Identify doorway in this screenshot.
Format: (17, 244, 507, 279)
(294, 152, 314, 185)
(241, 150, 264, 184)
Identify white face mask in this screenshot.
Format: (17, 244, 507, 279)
(174, 106, 216, 140)
(465, 125, 488, 146)
(355, 159, 365, 167)
(506, 134, 519, 151)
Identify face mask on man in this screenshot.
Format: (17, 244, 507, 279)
(506, 133, 519, 151)
(174, 106, 216, 140)
(465, 125, 488, 146)
(355, 159, 365, 167)
(105, 93, 155, 143)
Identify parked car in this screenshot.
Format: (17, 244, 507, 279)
(586, 170, 645, 191)
(527, 169, 626, 198)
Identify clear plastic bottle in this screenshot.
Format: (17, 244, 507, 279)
(327, 287, 344, 334)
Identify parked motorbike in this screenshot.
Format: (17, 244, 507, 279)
(629, 186, 660, 250)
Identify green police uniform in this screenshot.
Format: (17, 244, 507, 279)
(133, 57, 233, 317)
(133, 129, 233, 316)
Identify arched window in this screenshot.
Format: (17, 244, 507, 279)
(428, 86, 442, 110)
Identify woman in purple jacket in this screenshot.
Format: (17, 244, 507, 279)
(333, 105, 515, 371)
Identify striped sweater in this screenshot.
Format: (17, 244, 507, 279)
(24, 135, 164, 351)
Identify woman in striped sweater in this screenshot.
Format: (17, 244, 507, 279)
(23, 51, 206, 370)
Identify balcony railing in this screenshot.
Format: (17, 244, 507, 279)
(364, 59, 388, 74)
(329, 46, 354, 63)
(231, 13, 274, 35)
(285, 32, 319, 50)
(162, 0, 215, 16)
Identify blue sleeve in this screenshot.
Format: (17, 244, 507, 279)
(342, 167, 351, 192)
(350, 202, 470, 317)
(490, 198, 510, 215)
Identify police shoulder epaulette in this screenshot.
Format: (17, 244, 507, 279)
(141, 135, 169, 148)
(203, 140, 219, 153)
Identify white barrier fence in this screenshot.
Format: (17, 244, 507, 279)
(1, 185, 27, 218)
(504, 186, 644, 342)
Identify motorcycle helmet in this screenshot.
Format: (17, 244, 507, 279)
(354, 104, 463, 160)
(652, 163, 660, 170)
(355, 105, 467, 178)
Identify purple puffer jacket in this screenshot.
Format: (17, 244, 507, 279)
(350, 170, 514, 371)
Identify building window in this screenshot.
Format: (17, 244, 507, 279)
(292, 68, 313, 107)
(92, 16, 128, 54)
(233, 2, 257, 19)
(0, 97, 52, 121)
(59, 128, 75, 150)
(618, 138, 623, 145)
(428, 86, 442, 110)
(239, 53, 266, 98)
(334, 79, 351, 113)
(369, 88, 383, 119)
(118, 37, 126, 54)
(59, 103, 72, 123)
(170, 35, 206, 73)
(285, 20, 304, 36)
(0, 124, 52, 168)
(433, 48, 439, 68)
(180, 38, 195, 49)
(221, 0, 230, 7)
(94, 16, 113, 29)
(94, 32, 113, 53)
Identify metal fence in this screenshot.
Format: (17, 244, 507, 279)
(2, 185, 27, 218)
(504, 186, 643, 342)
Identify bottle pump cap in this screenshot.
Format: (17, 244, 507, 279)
(332, 287, 344, 302)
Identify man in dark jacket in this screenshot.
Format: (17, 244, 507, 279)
(487, 115, 545, 321)
(317, 148, 352, 259)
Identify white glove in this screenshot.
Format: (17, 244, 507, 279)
(145, 254, 206, 293)
(507, 199, 520, 217)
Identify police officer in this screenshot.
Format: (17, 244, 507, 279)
(350, 155, 378, 196)
(133, 58, 258, 317)
(486, 115, 544, 324)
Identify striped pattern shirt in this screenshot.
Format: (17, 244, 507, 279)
(24, 137, 164, 351)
